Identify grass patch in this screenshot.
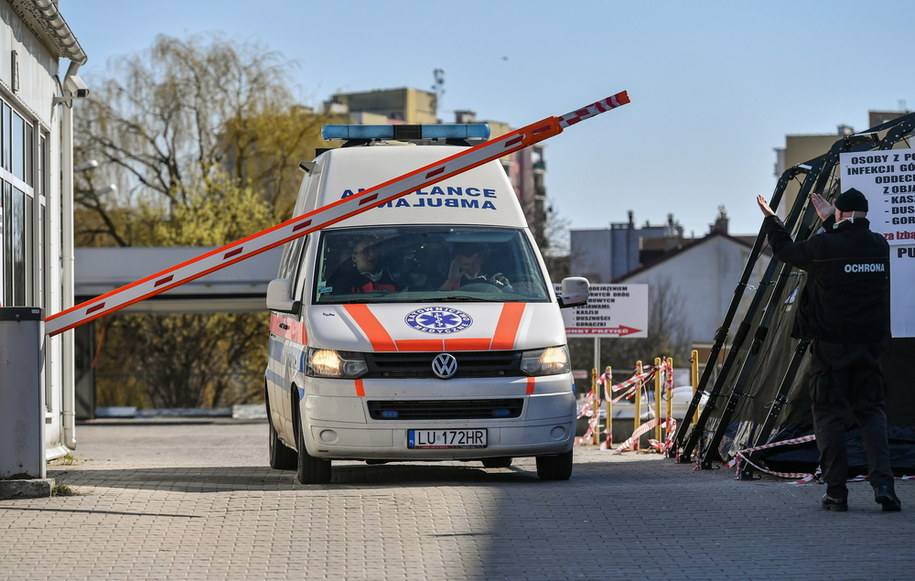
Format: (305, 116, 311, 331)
(51, 484, 79, 497)
(49, 454, 79, 466)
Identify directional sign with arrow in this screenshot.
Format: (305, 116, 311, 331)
(560, 283, 648, 338)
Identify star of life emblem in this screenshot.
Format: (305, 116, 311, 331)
(404, 307, 472, 334)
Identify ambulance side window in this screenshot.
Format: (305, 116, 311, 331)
(318, 237, 354, 296)
(277, 237, 301, 280)
(291, 236, 310, 302)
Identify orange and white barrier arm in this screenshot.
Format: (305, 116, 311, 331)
(46, 91, 630, 336)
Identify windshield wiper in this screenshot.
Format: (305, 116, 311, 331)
(322, 294, 394, 304)
(416, 295, 491, 302)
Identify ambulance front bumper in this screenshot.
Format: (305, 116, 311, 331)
(299, 377, 576, 460)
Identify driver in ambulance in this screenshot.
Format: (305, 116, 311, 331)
(439, 243, 510, 290)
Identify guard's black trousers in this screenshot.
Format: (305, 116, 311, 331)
(810, 340, 894, 498)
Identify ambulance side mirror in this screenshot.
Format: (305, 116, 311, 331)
(558, 277, 589, 309)
(266, 278, 301, 315)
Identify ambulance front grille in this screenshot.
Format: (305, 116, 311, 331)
(367, 399, 524, 420)
(364, 351, 523, 378)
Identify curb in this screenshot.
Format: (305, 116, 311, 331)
(0, 478, 54, 500)
(92, 404, 267, 420)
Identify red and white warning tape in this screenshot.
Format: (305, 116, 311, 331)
(576, 392, 595, 420)
(648, 417, 677, 454)
(611, 366, 655, 393)
(611, 418, 659, 453)
(722, 434, 818, 480)
(575, 388, 600, 446)
(610, 368, 656, 403)
(726, 434, 915, 483)
(598, 369, 613, 401)
(577, 366, 654, 447)
(46, 91, 630, 336)
(578, 361, 684, 450)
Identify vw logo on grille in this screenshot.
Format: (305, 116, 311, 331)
(432, 353, 458, 379)
(405, 306, 472, 334)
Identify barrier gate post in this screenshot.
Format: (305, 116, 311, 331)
(0, 307, 45, 480)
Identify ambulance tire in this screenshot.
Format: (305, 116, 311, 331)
(266, 392, 297, 471)
(482, 457, 513, 469)
(536, 450, 573, 481)
(294, 400, 332, 484)
(269, 417, 298, 470)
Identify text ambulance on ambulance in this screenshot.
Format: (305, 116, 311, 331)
(264, 124, 589, 484)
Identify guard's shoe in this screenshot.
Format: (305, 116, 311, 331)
(821, 494, 848, 512)
(874, 485, 902, 512)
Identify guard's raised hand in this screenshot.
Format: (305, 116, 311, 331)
(809, 193, 835, 221)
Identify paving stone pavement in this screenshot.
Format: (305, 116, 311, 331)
(1, 418, 913, 580)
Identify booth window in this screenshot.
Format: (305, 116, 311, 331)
(0, 97, 36, 307)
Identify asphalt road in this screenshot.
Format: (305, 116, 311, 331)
(1, 418, 913, 580)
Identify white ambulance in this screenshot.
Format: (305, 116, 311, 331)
(264, 124, 589, 483)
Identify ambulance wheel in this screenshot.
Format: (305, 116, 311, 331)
(536, 450, 573, 481)
(295, 407, 331, 484)
(268, 417, 297, 470)
(482, 457, 512, 469)
(266, 391, 297, 470)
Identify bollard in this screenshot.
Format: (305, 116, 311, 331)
(690, 349, 699, 425)
(654, 357, 662, 444)
(603, 366, 613, 449)
(0, 307, 45, 479)
(590, 368, 599, 445)
(666, 358, 674, 429)
(633, 361, 642, 451)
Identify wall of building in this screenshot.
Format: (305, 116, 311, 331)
(620, 235, 766, 343)
(570, 212, 687, 283)
(328, 88, 438, 124)
(609, 223, 640, 280)
(570, 229, 612, 282)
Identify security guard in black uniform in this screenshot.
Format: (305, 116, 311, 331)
(757, 188, 900, 512)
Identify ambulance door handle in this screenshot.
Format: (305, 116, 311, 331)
(279, 323, 290, 330)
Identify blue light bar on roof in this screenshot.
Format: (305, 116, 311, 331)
(321, 124, 490, 141)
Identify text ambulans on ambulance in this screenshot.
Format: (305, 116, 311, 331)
(264, 124, 589, 484)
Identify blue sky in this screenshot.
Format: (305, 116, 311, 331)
(61, 0, 915, 237)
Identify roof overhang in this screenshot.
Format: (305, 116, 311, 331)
(10, 0, 87, 64)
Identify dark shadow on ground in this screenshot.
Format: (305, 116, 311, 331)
(47, 454, 680, 493)
(47, 461, 552, 493)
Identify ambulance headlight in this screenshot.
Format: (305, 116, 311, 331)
(307, 348, 368, 379)
(520, 346, 571, 376)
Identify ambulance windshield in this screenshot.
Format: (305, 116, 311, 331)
(313, 226, 551, 304)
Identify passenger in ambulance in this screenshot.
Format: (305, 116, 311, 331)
(439, 243, 511, 291)
(327, 236, 397, 294)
